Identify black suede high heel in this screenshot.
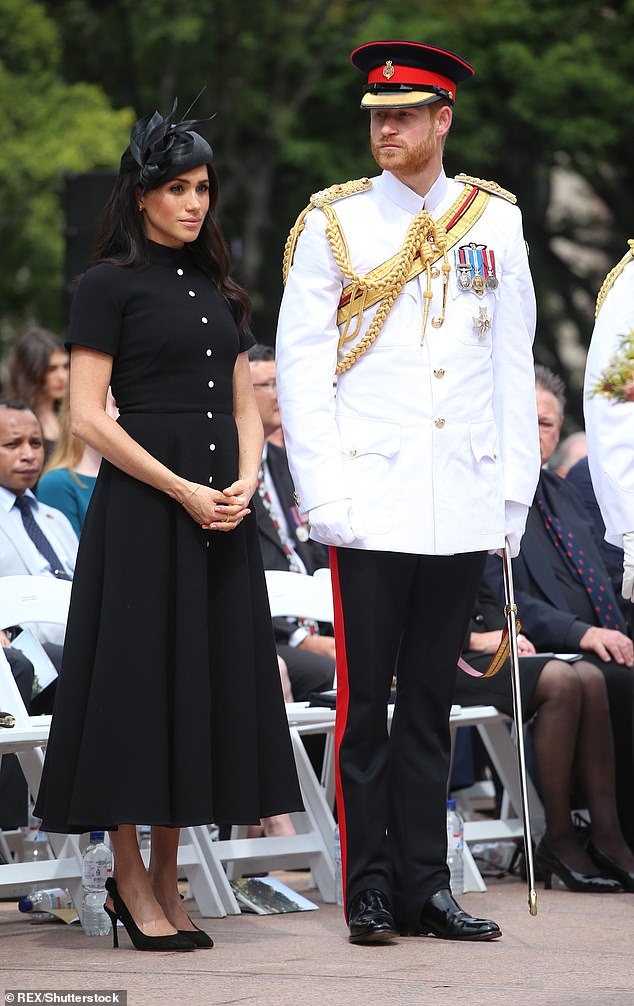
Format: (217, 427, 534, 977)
(104, 877, 195, 951)
(587, 840, 634, 892)
(177, 920, 214, 949)
(535, 840, 622, 893)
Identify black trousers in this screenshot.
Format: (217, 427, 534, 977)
(330, 546, 486, 925)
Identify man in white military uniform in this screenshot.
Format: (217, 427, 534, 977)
(276, 40, 540, 944)
(584, 240, 634, 636)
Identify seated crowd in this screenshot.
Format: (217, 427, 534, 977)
(1, 355, 633, 893)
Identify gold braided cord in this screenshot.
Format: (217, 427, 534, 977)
(325, 206, 452, 373)
(282, 204, 312, 285)
(595, 239, 634, 319)
(336, 187, 490, 328)
(282, 177, 372, 285)
(281, 180, 492, 376)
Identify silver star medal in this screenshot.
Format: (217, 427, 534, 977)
(472, 306, 491, 340)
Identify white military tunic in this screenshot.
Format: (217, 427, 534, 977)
(276, 169, 540, 555)
(584, 250, 634, 547)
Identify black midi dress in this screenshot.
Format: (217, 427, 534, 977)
(35, 240, 303, 833)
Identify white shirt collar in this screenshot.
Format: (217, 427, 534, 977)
(0, 486, 38, 514)
(378, 167, 448, 216)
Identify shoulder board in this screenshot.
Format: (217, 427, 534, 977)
(455, 173, 517, 204)
(310, 177, 372, 209)
(595, 239, 634, 318)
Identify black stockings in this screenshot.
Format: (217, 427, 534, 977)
(529, 659, 634, 872)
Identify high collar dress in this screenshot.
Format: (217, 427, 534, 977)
(35, 241, 302, 832)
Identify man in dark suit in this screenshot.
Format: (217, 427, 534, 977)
(566, 455, 629, 622)
(248, 345, 335, 701)
(489, 366, 634, 845)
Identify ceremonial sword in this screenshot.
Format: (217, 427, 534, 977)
(502, 538, 538, 916)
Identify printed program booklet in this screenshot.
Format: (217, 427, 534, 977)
(230, 876, 319, 915)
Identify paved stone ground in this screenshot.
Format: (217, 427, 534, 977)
(2, 872, 633, 1006)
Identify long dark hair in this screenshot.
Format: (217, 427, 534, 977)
(5, 327, 67, 410)
(92, 148, 251, 334)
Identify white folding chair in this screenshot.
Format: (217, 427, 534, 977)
(0, 576, 84, 902)
(197, 570, 338, 909)
(0, 575, 228, 915)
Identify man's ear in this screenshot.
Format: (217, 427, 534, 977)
(435, 104, 453, 138)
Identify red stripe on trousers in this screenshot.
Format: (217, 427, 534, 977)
(329, 545, 350, 918)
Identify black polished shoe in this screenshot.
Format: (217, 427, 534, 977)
(348, 889, 397, 945)
(535, 840, 622, 893)
(586, 840, 634, 892)
(404, 888, 501, 941)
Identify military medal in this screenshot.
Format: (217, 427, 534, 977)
(469, 244, 486, 296)
(289, 504, 310, 541)
(472, 306, 491, 339)
(456, 248, 472, 290)
(483, 248, 499, 290)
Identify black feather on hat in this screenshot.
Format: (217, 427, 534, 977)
(129, 97, 215, 191)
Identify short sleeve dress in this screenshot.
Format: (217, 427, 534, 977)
(35, 240, 303, 833)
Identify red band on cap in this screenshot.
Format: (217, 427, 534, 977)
(367, 65, 455, 93)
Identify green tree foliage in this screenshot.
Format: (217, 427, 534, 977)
(0, 0, 132, 342)
(13, 1, 634, 422)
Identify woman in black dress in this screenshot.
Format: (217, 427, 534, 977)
(455, 578, 634, 891)
(35, 106, 302, 950)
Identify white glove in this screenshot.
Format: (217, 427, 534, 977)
(308, 499, 367, 546)
(489, 501, 529, 559)
(622, 530, 634, 601)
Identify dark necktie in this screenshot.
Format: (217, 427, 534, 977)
(13, 495, 72, 580)
(536, 494, 623, 631)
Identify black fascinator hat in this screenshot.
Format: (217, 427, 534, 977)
(129, 96, 214, 191)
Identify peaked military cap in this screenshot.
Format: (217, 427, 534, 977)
(350, 40, 474, 109)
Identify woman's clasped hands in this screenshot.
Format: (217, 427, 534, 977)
(181, 478, 255, 532)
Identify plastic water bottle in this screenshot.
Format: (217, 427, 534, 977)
(18, 887, 73, 913)
(446, 799, 465, 895)
(334, 824, 343, 907)
(81, 831, 113, 936)
(20, 809, 50, 863)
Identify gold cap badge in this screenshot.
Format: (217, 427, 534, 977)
(382, 60, 395, 80)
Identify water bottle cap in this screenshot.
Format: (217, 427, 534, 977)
(446, 799, 457, 810)
(18, 897, 33, 912)
(89, 831, 105, 842)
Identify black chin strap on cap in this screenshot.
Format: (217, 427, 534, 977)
(130, 95, 215, 191)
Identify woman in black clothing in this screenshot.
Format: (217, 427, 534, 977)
(455, 579, 634, 892)
(35, 104, 302, 950)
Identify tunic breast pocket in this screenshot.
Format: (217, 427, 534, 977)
(448, 269, 498, 349)
(336, 415, 401, 534)
(468, 420, 504, 534)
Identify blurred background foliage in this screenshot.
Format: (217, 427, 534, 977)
(1, 0, 632, 426)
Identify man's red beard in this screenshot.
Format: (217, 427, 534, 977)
(371, 128, 437, 176)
